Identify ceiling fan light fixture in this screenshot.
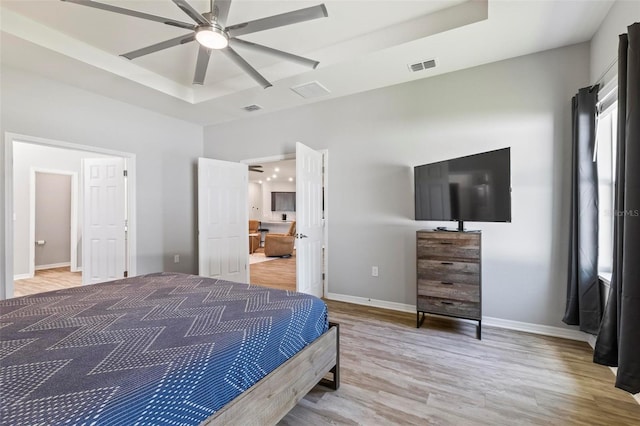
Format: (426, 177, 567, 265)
(196, 25, 228, 49)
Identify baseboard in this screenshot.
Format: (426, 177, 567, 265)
(325, 292, 415, 313)
(35, 262, 71, 271)
(481, 316, 590, 342)
(14, 273, 33, 280)
(325, 292, 589, 342)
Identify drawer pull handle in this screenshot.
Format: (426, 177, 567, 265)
(439, 242, 453, 245)
(441, 281, 454, 285)
(441, 301, 454, 305)
(441, 262, 453, 265)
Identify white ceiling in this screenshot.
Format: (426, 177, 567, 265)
(1, 0, 614, 126)
(248, 158, 296, 183)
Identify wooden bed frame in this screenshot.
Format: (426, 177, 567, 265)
(203, 323, 340, 425)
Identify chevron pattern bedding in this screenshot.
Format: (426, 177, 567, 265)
(0, 272, 329, 425)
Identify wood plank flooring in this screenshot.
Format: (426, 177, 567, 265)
(13, 267, 82, 297)
(250, 248, 296, 291)
(280, 300, 640, 425)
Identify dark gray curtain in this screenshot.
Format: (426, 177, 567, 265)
(594, 23, 640, 395)
(562, 86, 600, 334)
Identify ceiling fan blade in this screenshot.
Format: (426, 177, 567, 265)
(171, 0, 210, 25)
(221, 47, 272, 89)
(212, 0, 232, 26)
(61, 0, 195, 30)
(193, 45, 212, 85)
(121, 34, 195, 60)
(226, 4, 327, 38)
(230, 38, 319, 69)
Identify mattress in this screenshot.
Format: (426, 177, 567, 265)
(0, 272, 329, 425)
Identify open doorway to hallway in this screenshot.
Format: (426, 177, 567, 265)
(4, 134, 137, 299)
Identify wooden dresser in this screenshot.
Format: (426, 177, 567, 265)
(416, 230, 482, 339)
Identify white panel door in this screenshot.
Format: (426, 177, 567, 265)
(296, 142, 323, 297)
(198, 157, 248, 283)
(82, 158, 126, 285)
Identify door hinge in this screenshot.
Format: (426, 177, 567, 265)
(123, 170, 128, 177)
(322, 272, 325, 280)
(124, 270, 128, 278)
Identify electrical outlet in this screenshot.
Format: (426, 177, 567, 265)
(174, 254, 180, 264)
(372, 266, 378, 277)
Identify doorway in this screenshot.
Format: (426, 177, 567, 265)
(3, 133, 137, 299)
(31, 170, 78, 273)
(243, 149, 329, 296)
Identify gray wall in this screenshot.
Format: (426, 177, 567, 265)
(35, 173, 71, 268)
(1, 66, 202, 298)
(203, 43, 590, 328)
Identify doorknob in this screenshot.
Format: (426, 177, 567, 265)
(296, 233, 308, 238)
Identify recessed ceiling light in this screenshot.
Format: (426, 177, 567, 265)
(288, 177, 293, 182)
(272, 174, 277, 178)
(258, 180, 263, 184)
(275, 167, 280, 172)
(266, 177, 271, 181)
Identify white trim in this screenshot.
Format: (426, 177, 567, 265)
(35, 262, 71, 271)
(13, 273, 33, 281)
(481, 316, 590, 342)
(3, 132, 137, 300)
(325, 292, 416, 313)
(29, 168, 79, 276)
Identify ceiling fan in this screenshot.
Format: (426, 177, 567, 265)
(248, 165, 264, 173)
(61, 0, 328, 88)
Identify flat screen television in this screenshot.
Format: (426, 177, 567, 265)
(271, 192, 296, 212)
(414, 148, 511, 230)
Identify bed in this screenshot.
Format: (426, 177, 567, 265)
(0, 272, 339, 425)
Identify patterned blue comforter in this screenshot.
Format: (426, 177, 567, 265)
(0, 272, 329, 425)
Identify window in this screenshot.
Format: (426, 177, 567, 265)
(595, 80, 618, 276)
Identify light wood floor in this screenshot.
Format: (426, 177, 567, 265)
(13, 267, 82, 297)
(250, 248, 296, 291)
(280, 300, 640, 425)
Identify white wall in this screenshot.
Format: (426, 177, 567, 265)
(248, 182, 263, 220)
(590, 0, 640, 84)
(1, 66, 203, 298)
(203, 43, 590, 328)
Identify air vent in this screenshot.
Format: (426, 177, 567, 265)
(290, 81, 331, 99)
(408, 58, 437, 73)
(242, 104, 262, 112)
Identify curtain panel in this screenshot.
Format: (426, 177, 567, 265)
(562, 86, 600, 334)
(594, 22, 640, 395)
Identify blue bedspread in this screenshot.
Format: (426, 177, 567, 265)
(0, 273, 329, 425)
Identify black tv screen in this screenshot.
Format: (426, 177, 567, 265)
(271, 192, 296, 212)
(414, 148, 511, 223)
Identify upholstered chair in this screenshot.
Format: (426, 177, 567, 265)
(264, 221, 296, 257)
(249, 220, 261, 253)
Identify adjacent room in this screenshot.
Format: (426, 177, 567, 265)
(1, 0, 639, 424)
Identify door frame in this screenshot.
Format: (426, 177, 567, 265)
(241, 148, 329, 296)
(29, 168, 79, 277)
(3, 132, 137, 299)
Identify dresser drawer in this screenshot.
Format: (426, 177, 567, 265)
(417, 232, 480, 261)
(417, 259, 479, 285)
(417, 296, 480, 320)
(418, 280, 479, 302)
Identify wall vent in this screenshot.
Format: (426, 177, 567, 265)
(408, 58, 437, 73)
(290, 81, 331, 99)
(242, 104, 262, 112)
